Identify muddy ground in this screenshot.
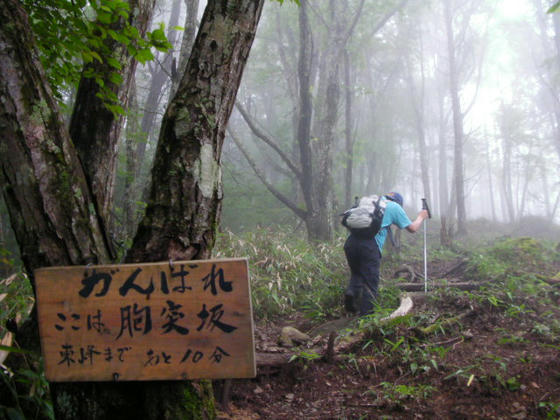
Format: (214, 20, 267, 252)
(217, 257, 560, 419)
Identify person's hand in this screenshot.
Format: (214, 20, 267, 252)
(418, 209, 429, 220)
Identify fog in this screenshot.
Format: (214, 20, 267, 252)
(217, 0, 560, 236)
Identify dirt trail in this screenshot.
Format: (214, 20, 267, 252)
(219, 254, 560, 419)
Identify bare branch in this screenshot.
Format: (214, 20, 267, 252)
(339, 0, 366, 48)
(235, 102, 302, 179)
(368, 0, 409, 38)
(228, 128, 308, 220)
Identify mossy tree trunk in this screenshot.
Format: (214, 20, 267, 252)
(0, 0, 264, 418)
(69, 0, 156, 238)
(126, 0, 265, 263)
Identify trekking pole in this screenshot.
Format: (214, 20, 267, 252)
(421, 198, 432, 293)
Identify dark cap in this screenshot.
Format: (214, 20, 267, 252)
(385, 192, 404, 207)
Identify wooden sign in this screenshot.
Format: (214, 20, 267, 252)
(34, 258, 255, 382)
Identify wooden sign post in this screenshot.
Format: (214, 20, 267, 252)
(34, 258, 255, 382)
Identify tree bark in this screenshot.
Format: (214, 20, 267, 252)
(343, 49, 354, 209)
(443, 0, 467, 235)
(135, 0, 185, 184)
(127, 0, 265, 262)
(485, 140, 497, 222)
(405, 44, 431, 204)
(0, 0, 264, 418)
(171, 0, 200, 99)
(69, 0, 156, 242)
(0, 0, 113, 279)
(296, 0, 315, 222)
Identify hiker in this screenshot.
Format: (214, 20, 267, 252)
(343, 192, 429, 316)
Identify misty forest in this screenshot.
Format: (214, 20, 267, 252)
(1, 0, 560, 418)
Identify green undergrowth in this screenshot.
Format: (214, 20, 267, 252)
(214, 227, 349, 321)
(335, 235, 559, 413)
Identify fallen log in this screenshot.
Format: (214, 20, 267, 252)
(256, 351, 292, 367)
(393, 265, 419, 282)
(542, 277, 560, 286)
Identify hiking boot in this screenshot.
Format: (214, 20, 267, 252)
(344, 293, 357, 313)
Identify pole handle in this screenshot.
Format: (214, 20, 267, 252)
(421, 198, 432, 219)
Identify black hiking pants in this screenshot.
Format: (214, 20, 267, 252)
(344, 234, 381, 316)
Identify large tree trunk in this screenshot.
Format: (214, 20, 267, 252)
(69, 0, 156, 240)
(0, 0, 113, 278)
(127, 0, 264, 262)
(0, 0, 264, 418)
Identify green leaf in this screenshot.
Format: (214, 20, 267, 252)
(547, 2, 560, 13)
(81, 51, 93, 63)
(97, 11, 112, 24)
(109, 72, 123, 84)
(90, 50, 103, 63)
(135, 48, 154, 64)
(105, 103, 125, 116)
(107, 57, 122, 70)
(149, 28, 168, 43)
(108, 29, 130, 45)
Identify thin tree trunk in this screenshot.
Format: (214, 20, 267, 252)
(124, 81, 140, 239)
(444, 0, 467, 235)
(541, 164, 552, 219)
(135, 0, 184, 182)
(296, 0, 315, 220)
(485, 140, 497, 222)
(437, 87, 449, 219)
(405, 35, 431, 204)
(343, 49, 354, 208)
(171, 0, 200, 99)
(501, 135, 515, 222)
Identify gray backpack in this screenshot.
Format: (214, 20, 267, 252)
(341, 195, 386, 239)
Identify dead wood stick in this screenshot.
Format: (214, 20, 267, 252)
(419, 309, 475, 335)
(324, 331, 336, 363)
